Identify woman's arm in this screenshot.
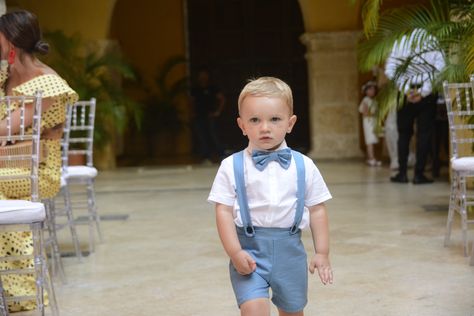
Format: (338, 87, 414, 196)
(0, 97, 53, 136)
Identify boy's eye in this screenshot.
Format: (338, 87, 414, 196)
(271, 117, 281, 122)
(249, 117, 259, 123)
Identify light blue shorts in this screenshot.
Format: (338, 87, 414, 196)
(229, 226, 308, 313)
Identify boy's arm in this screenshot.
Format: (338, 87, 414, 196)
(215, 203, 256, 275)
(308, 202, 333, 285)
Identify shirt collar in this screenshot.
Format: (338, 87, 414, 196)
(245, 140, 288, 155)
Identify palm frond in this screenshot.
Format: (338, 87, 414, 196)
(89, 53, 136, 80)
(375, 79, 399, 124)
(361, 0, 383, 37)
(167, 76, 187, 97)
(466, 33, 474, 75)
(143, 56, 188, 134)
(359, 0, 473, 88)
(438, 62, 472, 84)
(155, 55, 187, 94)
(358, 4, 436, 71)
(42, 30, 143, 147)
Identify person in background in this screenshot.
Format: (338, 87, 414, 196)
(209, 77, 333, 316)
(190, 68, 225, 163)
(385, 30, 445, 184)
(359, 80, 382, 166)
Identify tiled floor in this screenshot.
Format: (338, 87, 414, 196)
(37, 161, 474, 315)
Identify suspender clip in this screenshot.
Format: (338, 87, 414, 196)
(290, 224, 299, 235)
(245, 225, 255, 237)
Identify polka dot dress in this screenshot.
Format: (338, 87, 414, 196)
(0, 74, 78, 312)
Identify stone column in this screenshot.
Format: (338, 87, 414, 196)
(300, 31, 362, 159)
(0, 1, 5, 15)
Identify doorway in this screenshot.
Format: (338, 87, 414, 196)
(187, 0, 309, 152)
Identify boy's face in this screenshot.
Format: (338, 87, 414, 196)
(237, 96, 296, 151)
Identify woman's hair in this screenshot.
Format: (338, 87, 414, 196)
(238, 77, 293, 114)
(0, 10, 49, 55)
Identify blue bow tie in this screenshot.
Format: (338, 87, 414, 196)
(251, 148, 292, 171)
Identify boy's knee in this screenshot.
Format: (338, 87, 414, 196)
(240, 298, 270, 316)
(278, 309, 304, 316)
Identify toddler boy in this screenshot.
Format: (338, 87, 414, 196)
(208, 77, 333, 316)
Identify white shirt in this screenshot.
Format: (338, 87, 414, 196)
(207, 142, 332, 229)
(385, 28, 445, 97)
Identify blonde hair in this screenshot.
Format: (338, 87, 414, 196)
(238, 77, 293, 114)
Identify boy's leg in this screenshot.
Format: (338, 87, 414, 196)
(241, 298, 270, 316)
(271, 236, 308, 313)
(278, 308, 303, 316)
(231, 233, 272, 309)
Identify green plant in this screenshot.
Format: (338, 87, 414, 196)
(41, 30, 143, 147)
(357, 0, 474, 118)
(142, 55, 188, 136)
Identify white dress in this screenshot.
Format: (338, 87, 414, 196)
(359, 96, 379, 145)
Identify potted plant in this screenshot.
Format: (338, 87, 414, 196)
(141, 55, 188, 158)
(357, 0, 474, 116)
(42, 30, 143, 169)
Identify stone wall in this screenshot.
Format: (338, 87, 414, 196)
(301, 31, 363, 159)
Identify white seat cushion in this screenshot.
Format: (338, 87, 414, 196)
(0, 200, 45, 224)
(60, 175, 67, 188)
(451, 157, 474, 171)
(65, 166, 98, 179)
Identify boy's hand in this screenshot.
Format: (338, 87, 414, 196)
(309, 253, 333, 285)
(230, 250, 256, 275)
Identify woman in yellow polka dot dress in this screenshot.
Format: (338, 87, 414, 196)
(0, 10, 78, 312)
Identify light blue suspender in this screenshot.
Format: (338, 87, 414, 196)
(291, 150, 306, 234)
(233, 151, 255, 237)
(232, 149, 306, 237)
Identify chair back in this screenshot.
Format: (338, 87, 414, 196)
(0, 92, 43, 201)
(443, 76, 474, 160)
(68, 98, 96, 167)
(61, 103, 73, 172)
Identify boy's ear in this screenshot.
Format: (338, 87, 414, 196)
(237, 117, 246, 135)
(287, 115, 297, 133)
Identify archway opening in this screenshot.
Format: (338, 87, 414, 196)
(187, 0, 309, 153)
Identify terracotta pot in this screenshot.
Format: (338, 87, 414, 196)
(68, 153, 86, 166)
